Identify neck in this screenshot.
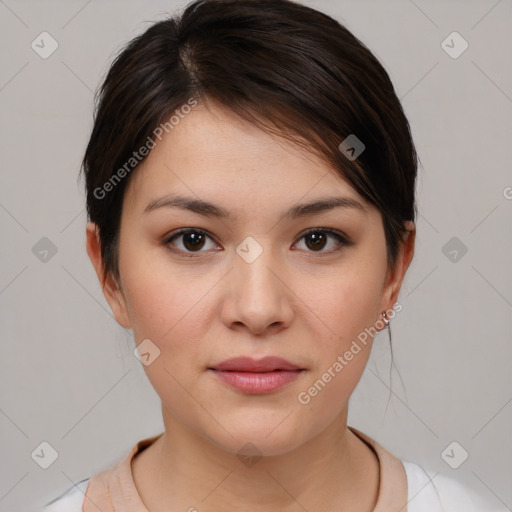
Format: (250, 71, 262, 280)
(132, 407, 379, 512)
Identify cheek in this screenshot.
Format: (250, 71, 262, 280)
(119, 258, 217, 410)
(294, 276, 380, 425)
(299, 262, 384, 344)
(118, 234, 201, 335)
(123, 265, 217, 343)
(295, 258, 384, 393)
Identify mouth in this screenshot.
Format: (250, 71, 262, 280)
(208, 356, 305, 394)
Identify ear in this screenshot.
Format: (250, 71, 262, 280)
(86, 222, 132, 329)
(378, 220, 416, 324)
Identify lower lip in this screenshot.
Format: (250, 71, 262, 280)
(210, 369, 304, 394)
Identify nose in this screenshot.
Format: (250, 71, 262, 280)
(220, 241, 294, 336)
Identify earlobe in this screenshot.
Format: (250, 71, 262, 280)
(85, 222, 132, 329)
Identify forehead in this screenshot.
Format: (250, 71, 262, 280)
(123, 102, 365, 215)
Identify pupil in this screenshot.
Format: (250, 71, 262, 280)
(184, 232, 204, 251)
(306, 232, 326, 251)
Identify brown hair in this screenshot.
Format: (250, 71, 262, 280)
(82, 0, 418, 287)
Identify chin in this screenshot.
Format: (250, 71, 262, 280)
(201, 418, 307, 458)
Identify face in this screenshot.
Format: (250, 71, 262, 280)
(87, 100, 414, 457)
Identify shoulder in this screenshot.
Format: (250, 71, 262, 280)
(402, 461, 508, 512)
(40, 479, 89, 511)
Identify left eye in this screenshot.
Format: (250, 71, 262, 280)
(164, 228, 349, 255)
(294, 228, 349, 253)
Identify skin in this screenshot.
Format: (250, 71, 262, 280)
(86, 99, 415, 512)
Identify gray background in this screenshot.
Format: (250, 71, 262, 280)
(0, 0, 511, 510)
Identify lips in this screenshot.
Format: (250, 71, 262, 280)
(210, 356, 303, 372)
(209, 356, 305, 394)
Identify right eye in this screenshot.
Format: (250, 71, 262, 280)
(164, 228, 220, 256)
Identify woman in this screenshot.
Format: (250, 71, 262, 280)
(42, 0, 505, 510)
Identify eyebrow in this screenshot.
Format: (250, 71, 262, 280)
(143, 193, 368, 221)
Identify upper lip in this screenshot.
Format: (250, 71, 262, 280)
(210, 356, 303, 372)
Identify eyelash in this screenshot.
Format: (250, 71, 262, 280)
(163, 228, 351, 258)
